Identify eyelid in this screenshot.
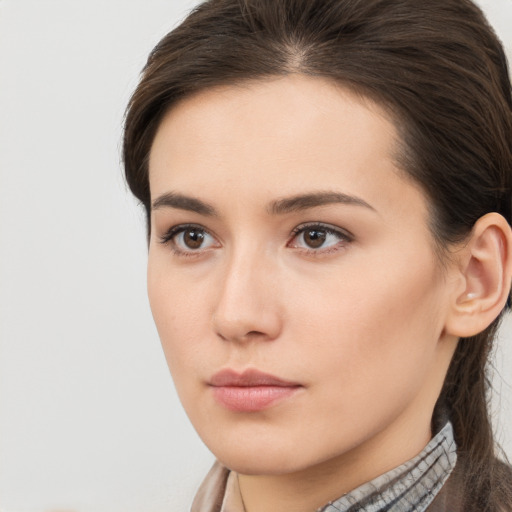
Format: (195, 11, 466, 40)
(290, 222, 354, 240)
(159, 223, 210, 242)
(158, 221, 353, 256)
(288, 222, 354, 251)
(159, 223, 220, 255)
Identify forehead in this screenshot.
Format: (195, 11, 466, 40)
(148, 75, 428, 223)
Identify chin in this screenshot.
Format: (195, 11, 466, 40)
(218, 453, 302, 475)
(208, 439, 323, 476)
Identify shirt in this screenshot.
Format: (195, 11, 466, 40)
(190, 421, 457, 512)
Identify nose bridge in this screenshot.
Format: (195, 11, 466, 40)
(213, 239, 281, 342)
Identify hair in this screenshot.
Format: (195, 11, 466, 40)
(123, 0, 512, 508)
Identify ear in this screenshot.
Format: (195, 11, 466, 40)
(445, 212, 512, 338)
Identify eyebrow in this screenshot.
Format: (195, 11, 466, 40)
(151, 190, 375, 216)
(152, 192, 217, 216)
(268, 191, 376, 215)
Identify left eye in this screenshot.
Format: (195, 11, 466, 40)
(288, 224, 351, 251)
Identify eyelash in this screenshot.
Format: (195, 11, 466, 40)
(158, 223, 215, 258)
(288, 223, 354, 255)
(159, 222, 354, 257)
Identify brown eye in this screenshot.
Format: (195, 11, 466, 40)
(183, 228, 205, 249)
(160, 224, 219, 254)
(303, 229, 327, 248)
(288, 223, 352, 253)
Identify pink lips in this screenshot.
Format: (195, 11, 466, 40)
(209, 369, 302, 412)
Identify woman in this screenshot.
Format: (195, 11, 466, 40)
(123, 0, 512, 510)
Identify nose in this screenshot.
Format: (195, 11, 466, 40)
(212, 247, 282, 343)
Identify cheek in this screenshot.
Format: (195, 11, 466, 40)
(147, 261, 211, 381)
(285, 248, 445, 392)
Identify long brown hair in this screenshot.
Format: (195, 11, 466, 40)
(123, 0, 512, 508)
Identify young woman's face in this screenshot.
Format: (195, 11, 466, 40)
(148, 76, 458, 479)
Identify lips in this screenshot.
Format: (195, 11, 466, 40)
(208, 369, 302, 412)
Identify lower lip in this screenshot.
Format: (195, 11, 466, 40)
(211, 385, 301, 412)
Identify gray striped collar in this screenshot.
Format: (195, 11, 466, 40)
(318, 421, 457, 512)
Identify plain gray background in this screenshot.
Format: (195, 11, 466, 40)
(0, 1, 511, 511)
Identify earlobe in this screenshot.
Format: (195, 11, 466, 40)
(445, 213, 512, 338)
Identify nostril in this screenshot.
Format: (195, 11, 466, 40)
(215, 329, 268, 343)
(246, 330, 264, 337)
(216, 331, 228, 341)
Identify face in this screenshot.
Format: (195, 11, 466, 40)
(147, 76, 457, 479)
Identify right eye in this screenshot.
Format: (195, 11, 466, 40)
(160, 225, 220, 256)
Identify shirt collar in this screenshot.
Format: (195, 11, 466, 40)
(318, 421, 457, 512)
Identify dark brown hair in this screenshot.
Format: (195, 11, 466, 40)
(123, 0, 512, 508)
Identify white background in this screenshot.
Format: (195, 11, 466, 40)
(0, 1, 511, 511)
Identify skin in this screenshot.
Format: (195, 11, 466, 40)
(147, 76, 461, 512)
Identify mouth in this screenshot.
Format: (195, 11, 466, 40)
(208, 368, 303, 412)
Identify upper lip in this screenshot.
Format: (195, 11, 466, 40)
(209, 368, 301, 387)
